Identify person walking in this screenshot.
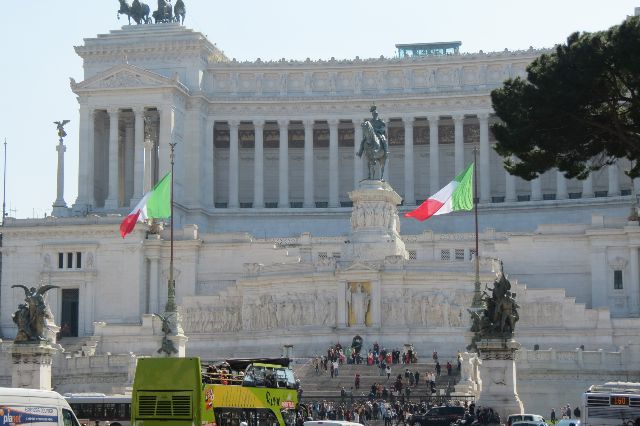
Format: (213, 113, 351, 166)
(386, 365, 391, 380)
(550, 408, 556, 424)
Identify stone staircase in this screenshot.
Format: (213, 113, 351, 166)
(297, 360, 461, 400)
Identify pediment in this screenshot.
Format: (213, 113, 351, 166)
(71, 64, 182, 92)
(340, 261, 382, 272)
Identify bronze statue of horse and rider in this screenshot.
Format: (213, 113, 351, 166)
(118, 0, 151, 24)
(357, 105, 389, 181)
(117, 0, 185, 25)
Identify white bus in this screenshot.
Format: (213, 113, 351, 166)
(63, 394, 130, 426)
(581, 382, 640, 426)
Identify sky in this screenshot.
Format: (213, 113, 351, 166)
(0, 0, 637, 219)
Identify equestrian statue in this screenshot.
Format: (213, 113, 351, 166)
(357, 104, 389, 180)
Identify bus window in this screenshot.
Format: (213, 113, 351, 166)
(63, 408, 81, 426)
(214, 408, 278, 426)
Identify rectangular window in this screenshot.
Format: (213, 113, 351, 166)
(332, 252, 341, 260)
(440, 249, 450, 261)
(58, 253, 64, 269)
(67, 252, 73, 269)
(614, 270, 623, 289)
(517, 194, 530, 202)
(318, 252, 328, 260)
(408, 250, 417, 260)
(455, 249, 465, 261)
(543, 193, 556, 200)
(76, 252, 82, 269)
(491, 196, 505, 203)
(470, 249, 477, 259)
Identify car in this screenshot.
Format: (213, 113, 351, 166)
(409, 406, 465, 426)
(511, 422, 549, 426)
(555, 420, 581, 426)
(507, 414, 546, 426)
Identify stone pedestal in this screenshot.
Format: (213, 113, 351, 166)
(476, 339, 524, 421)
(344, 180, 407, 262)
(11, 343, 59, 389)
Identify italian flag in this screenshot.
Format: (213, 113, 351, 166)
(119, 172, 172, 238)
(405, 163, 474, 221)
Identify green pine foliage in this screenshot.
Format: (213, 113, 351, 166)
(491, 16, 640, 180)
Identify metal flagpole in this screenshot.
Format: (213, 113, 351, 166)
(166, 142, 177, 313)
(471, 144, 483, 309)
(2, 138, 6, 225)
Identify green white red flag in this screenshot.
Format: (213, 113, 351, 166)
(119, 172, 172, 238)
(405, 163, 474, 221)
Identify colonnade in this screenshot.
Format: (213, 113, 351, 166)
(73, 105, 636, 213)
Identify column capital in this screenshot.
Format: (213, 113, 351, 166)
(327, 118, 340, 128)
(107, 107, 120, 116)
(452, 114, 465, 122)
(427, 115, 440, 124)
(277, 119, 288, 128)
(133, 107, 146, 117)
(253, 119, 265, 129)
(206, 115, 215, 125)
(402, 115, 415, 125)
(228, 119, 240, 128)
(477, 112, 491, 122)
(303, 119, 315, 129)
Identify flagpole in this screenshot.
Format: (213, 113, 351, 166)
(165, 142, 177, 313)
(471, 144, 483, 309)
(2, 138, 6, 226)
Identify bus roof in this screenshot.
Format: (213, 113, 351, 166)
(588, 382, 640, 393)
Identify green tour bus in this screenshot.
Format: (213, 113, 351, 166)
(131, 357, 299, 426)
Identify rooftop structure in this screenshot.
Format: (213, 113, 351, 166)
(396, 41, 462, 58)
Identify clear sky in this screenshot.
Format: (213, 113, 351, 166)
(0, 0, 637, 219)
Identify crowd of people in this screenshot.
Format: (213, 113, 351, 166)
(298, 399, 504, 426)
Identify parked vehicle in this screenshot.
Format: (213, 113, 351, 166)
(555, 420, 581, 426)
(0, 387, 81, 426)
(511, 421, 548, 426)
(409, 406, 465, 426)
(507, 414, 546, 426)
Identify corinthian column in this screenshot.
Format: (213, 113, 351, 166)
(403, 116, 415, 206)
(353, 118, 364, 187)
(478, 113, 491, 203)
(329, 119, 339, 207)
(254, 120, 265, 208)
(132, 108, 145, 206)
(228, 120, 240, 208)
(453, 114, 465, 174)
(428, 115, 440, 194)
(278, 119, 289, 208)
(303, 119, 315, 208)
(105, 108, 120, 209)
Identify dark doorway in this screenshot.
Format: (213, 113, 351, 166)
(61, 288, 79, 337)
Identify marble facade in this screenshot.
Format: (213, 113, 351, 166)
(1, 20, 640, 412)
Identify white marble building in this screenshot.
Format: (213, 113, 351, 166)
(1, 21, 639, 412)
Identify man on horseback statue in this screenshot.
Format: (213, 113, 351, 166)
(357, 104, 390, 180)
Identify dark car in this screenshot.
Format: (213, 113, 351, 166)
(410, 406, 465, 426)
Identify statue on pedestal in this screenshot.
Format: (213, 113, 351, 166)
(357, 105, 389, 180)
(468, 261, 520, 351)
(11, 284, 59, 343)
(348, 284, 370, 326)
